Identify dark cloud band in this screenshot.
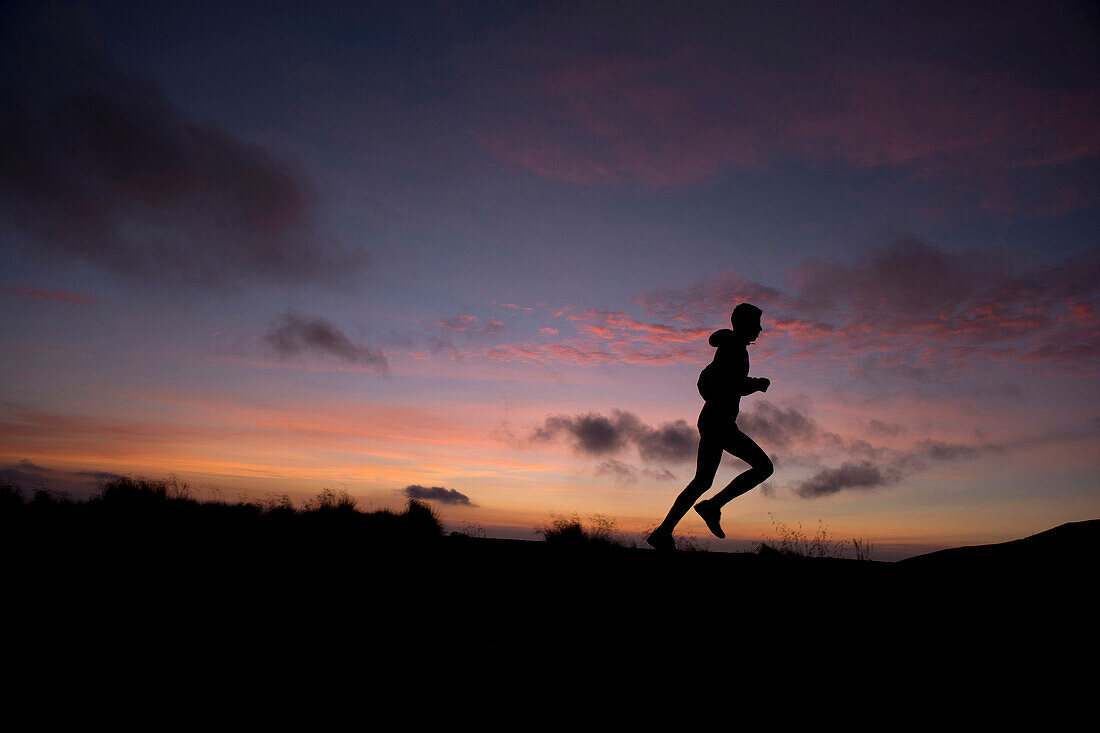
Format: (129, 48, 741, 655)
(403, 485, 475, 506)
(794, 461, 902, 498)
(532, 409, 697, 464)
(0, 7, 361, 289)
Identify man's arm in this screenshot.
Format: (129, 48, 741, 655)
(740, 377, 770, 395)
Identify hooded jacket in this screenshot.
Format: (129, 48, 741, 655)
(697, 329, 768, 419)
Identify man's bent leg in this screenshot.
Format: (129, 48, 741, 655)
(710, 429, 773, 507)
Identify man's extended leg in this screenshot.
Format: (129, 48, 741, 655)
(647, 432, 723, 548)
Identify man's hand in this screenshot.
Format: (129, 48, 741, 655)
(759, 378, 770, 392)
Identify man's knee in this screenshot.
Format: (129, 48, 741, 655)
(689, 475, 715, 492)
(756, 456, 774, 480)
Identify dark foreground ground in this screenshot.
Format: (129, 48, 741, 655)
(7, 480, 1094, 710)
(8, 506, 1097, 658)
(2, 474, 1094, 687)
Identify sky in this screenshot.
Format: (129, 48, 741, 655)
(2, 0, 1098, 559)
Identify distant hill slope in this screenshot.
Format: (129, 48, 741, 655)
(900, 519, 1100, 568)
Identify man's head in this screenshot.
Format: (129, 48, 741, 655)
(731, 303, 763, 343)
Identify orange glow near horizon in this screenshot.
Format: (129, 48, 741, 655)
(4, 342, 1096, 551)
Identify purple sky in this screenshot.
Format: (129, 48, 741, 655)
(2, 1, 1098, 558)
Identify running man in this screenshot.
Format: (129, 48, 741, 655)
(647, 303, 774, 550)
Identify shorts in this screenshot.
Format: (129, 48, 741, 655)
(697, 402, 739, 436)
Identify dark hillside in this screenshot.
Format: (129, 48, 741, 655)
(900, 519, 1100, 569)
(4, 479, 1094, 670)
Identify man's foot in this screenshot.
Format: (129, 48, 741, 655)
(646, 531, 676, 551)
(694, 500, 725, 539)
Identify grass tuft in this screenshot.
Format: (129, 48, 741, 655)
(303, 487, 358, 513)
(852, 537, 875, 562)
(754, 513, 846, 558)
(536, 512, 626, 548)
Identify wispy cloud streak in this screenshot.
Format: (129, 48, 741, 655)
(477, 240, 1100, 379)
(265, 311, 387, 370)
(479, 47, 1099, 213)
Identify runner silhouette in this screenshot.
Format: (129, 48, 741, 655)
(647, 303, 774, 550)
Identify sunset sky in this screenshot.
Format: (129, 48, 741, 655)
(3, 0, 1098, 558)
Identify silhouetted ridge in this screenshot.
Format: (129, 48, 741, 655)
(0, 476, 444, 560)
(900, 519, 1100, 567)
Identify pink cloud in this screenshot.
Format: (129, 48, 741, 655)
(496, 303, 535, 314)
(480, 49, 767, 187)
(474, 240, 1100, 379)
(485, 343, 617, 367)
(438, 314, 480, 331)
(435, 314, 505, 336)
(565, 310, 710, 345)
(791, 61, 1099, 173)
(479, 50, 1100, 212)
